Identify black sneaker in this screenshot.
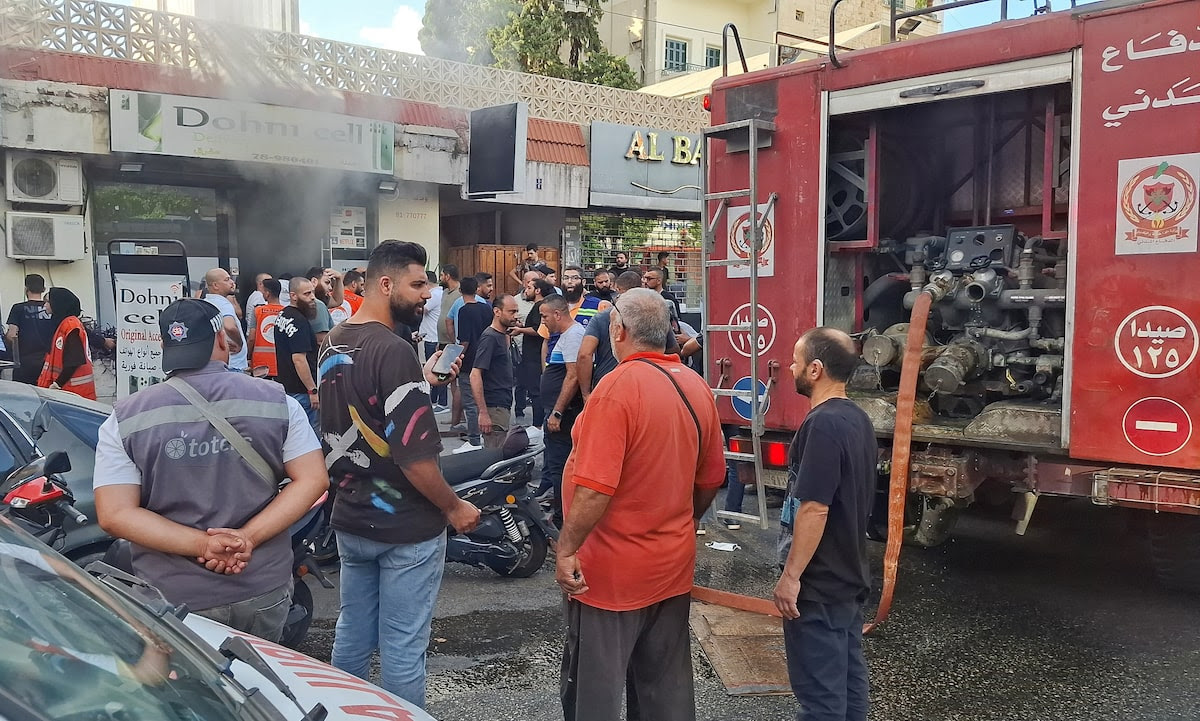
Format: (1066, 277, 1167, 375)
(722, 519, 741, 530)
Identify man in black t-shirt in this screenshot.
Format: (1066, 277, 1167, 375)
(5, 274, 55, 384)
(773, 328, 876, 721)
(512, 278, 554, 428)
(317, 240, 478, 706)
(274, 277, 321, 435)
(454, 276, 496, 450)
(470, 295, 519, 449)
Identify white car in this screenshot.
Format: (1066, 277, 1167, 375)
(0, 514, 435, 721)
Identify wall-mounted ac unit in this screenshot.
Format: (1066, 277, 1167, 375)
(5, 152, 84, 205)
(6, 212, 86, 261)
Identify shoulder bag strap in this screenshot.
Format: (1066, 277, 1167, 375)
(633, 358, 703, 455)
(165, 375, 276, 488)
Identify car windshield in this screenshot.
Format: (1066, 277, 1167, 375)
(0, 516, 245, 721)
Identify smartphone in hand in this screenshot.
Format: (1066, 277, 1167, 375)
(432, 343, 465, 381)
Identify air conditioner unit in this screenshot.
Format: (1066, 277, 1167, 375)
(6, 212, 86, 261)
(5, 152, 84, 205)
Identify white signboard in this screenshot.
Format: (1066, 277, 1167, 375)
(114, 274, 187, 398)
(1115, 152, 1199, 255)
(726, 205, 776, 278)
(330, 206, 368, 249)
(110, 90, 396, 175)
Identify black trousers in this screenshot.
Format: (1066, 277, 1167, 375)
(561, 593, 695, 721)
(782, 598, 869, 721)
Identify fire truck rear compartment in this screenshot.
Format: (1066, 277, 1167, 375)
(823, 84, 1073, 455)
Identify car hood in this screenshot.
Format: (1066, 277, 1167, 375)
(183, 614, 437, 721)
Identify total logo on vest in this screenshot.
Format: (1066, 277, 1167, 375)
(163, 432, 253, 460)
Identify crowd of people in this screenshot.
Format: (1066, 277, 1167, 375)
(3, 273, 102, 399)
(13, 240, 877, 721)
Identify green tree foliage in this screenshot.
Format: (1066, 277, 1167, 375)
(490, 0, 639, 89)
(91, 185, 210, 227)
(419, 0, 515, 65)
(421, 0, 639, 90)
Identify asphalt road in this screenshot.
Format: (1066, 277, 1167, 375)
(297, 487, 1200, 721)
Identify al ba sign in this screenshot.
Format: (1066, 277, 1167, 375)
(110, 90, 395, 174)
(590, 122, 702, 212)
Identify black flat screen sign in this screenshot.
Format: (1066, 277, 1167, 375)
(467, 103, 528, 197)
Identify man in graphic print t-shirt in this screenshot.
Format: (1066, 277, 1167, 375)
(317, 240, 478, 709)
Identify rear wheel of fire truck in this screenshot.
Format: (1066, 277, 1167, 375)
(903, 494, 961, 548)
(866, 491, 960, 547)
(1147, 513, 1200, 593)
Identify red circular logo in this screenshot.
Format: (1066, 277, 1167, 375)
(1122, 397, 1193, 457)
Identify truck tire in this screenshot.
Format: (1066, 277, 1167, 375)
(903, 494, 961, 548)
(1148, 513, 1200, 593)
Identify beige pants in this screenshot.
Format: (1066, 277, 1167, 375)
(484, 406, 510, 449)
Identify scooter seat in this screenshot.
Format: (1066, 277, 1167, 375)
(440, 448, 506, 486)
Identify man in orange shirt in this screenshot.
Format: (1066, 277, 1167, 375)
(343, 270, 365, 313)
(556, 288, 725, 721)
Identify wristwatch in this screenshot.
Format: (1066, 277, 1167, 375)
(308, 388, 318, 395)
(551, 410, 563, 419)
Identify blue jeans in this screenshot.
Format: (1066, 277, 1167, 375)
(458, 375, 481, 445)
(783, 599, 869, 721)
(723, 457, 744, 513)
(289, 392, 319, 437)
(424, 342, 448, 407)
(332, 530, 448, 708)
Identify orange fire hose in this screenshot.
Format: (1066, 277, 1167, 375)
(864, 290, 933, 634)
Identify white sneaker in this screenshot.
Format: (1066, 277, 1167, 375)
(451, 440, 483, 454)
(433, 404, 450, 414)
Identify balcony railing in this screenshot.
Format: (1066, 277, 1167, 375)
(0, 0, 708, 131)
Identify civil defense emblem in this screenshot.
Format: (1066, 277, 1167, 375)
(1120, 161, 1197, 242)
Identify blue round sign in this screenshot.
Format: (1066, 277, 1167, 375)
(731, 376, 770, 421)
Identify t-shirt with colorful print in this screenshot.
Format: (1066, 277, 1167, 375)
(317, 320, 445, 544)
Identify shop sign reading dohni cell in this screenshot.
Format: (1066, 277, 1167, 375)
(114, 274, 187, 399)
(110, 91, 395, 174)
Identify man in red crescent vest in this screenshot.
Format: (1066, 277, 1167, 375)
(37, 287, 96, 400)
(247, 278, 285, 378)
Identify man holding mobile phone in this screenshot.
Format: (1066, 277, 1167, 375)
(317, 240, 479, 708)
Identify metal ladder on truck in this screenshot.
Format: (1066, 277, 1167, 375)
(700, 24, 778, 531)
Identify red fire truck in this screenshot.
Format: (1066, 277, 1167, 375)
(702, 0, 1200, 592)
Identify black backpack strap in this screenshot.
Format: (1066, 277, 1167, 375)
(633, 358, 702, 453)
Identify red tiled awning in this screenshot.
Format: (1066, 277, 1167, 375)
(527, 118, 588, 166)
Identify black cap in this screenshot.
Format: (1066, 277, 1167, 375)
(160, 298, 221, 374)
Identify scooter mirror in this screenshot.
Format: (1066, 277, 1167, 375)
(42, 451, 71, 477)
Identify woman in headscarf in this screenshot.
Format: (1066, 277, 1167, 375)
(37, 287, 96, 400)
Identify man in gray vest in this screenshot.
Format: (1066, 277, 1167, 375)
(94, 298, 328, 642)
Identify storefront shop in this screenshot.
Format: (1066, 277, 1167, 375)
(586, 122, 703, 310)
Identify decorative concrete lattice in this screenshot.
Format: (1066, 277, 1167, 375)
(0, 0, 708, 131)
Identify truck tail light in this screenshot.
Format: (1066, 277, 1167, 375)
(728, 438, 789, 469)
(703, 94, 711, 112)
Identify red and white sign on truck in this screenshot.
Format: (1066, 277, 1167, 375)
(703, 0, 1200, 596)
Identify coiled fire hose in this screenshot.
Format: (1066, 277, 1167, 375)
(864, 289, 936, 634)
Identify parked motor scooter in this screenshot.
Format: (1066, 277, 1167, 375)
(1, 450, 86, 551)
(441, 435, 557, 578)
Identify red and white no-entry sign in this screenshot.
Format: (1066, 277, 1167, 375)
(1122, 397, 1193, 457)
